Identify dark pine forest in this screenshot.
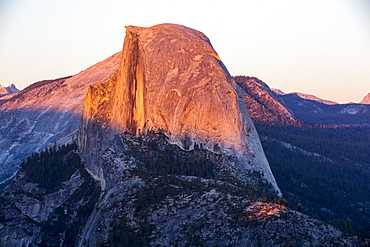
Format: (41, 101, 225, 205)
(255, 124, 370, 238)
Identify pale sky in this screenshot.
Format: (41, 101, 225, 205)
(0, 0, 369, 103)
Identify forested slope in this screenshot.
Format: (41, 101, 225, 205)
(256, 124, 370, 238)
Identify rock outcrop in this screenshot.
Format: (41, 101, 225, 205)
(0, 84, 19, 97)
(1, 135, 360, 246)
(78, 24, 280, 194)
(0, 144, 100, 246)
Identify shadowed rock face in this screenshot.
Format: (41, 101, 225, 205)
(79, 24, 280, 194)
(0, 53, 121, 191)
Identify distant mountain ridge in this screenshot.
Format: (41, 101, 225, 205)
(272, 88, 338, 105)
(234, 76, 299, 126)
(221, 77, 369, 127)
(0, 84, 19, 97)
(232, 77, 369, 127)
(277, 93, 370, 126)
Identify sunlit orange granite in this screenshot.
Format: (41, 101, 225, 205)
(79, 23, 280, 194)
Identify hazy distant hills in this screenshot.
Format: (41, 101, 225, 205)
(276, 91, 370, 126)
(272, 89, 338, 105)
(234, 76, 370, 127)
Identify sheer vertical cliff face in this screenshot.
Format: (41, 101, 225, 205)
(79, 24, 279, 193)
(112, 24, 252, 153)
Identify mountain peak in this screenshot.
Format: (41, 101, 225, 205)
(271, 88, 285, 95)
(78, 24, 280, 194)
(235, 77, 299, 126)
(0, 83, 19, 97)
(360, 93, 370, 104)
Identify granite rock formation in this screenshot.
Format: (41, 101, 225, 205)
(0, 84, 19, 97)
(0, 53, 121, 191)
(0, 136, 360, 246)
(234, 76, 299, 126)
(78, 24, 280, 194)
(0, 23, 364, 246)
